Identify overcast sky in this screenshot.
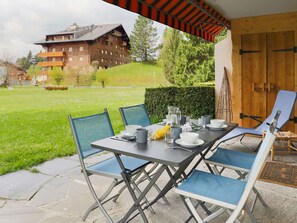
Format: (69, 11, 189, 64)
(0, 0, 166, 62)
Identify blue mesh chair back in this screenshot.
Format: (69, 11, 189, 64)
(257, 90, 297, 132)
(69, 110, 114, 159)
(219, 90, 296, 144)
(119, 104, 151, 127)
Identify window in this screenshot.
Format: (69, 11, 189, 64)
(110, 52, 113, 56)
(62, 48, 64, 52)
(101, 49, 104, 54)
(69, 47, 72, 52)
(116, 45, 118, 49)
(79, 46, 84, 52)
(52, 48, 56, 52)
(79, 57, 84, 61)
(105, 50, 107, 55)
(68, 58, 72, 62)
(101, 59, 104, 62)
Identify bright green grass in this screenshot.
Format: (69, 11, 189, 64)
(98, 61, 170, 87)
(0, 87, 146, 175)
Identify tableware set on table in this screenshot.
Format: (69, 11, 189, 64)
(120, 106, 227, 149)
(120, 124, 149, 143)
(159, 106, 229, 150)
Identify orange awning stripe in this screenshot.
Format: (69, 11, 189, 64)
(102, 0, 230, 42)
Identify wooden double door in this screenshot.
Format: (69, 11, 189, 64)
(241, 31, 295, 130)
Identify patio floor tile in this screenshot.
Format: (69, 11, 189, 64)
(29, 176, 70, 207)
(36, 158, 79, 176)
(0, 170, 51, 200)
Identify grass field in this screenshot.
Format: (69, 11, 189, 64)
(0, 87, 146, 175)
(97, 61, 169, 87)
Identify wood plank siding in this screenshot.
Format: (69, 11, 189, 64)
(231, 12, 297, 131)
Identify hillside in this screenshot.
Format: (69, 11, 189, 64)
(96, 61, 170, 87)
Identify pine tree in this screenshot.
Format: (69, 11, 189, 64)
(159, 28, 182, 84)
(174, 34, 215, 86)
(129, 16, 159, 62)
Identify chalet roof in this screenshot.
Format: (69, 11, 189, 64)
(35, 23, 127, 45)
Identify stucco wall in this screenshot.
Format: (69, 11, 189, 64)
(214, 30, 232, 117)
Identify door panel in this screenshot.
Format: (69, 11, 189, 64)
(241, 33, 267, 127)
(267, 31, 295, 131)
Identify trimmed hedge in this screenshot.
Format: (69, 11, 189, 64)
(144, 86, 215, 121)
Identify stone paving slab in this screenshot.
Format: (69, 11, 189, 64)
(0, 205, 46, 223)
(29, 176, 70, 207)
(0, 170, 51, 200)
(36, 158, 79, 176)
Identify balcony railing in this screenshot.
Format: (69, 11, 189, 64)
(37, 51, 65, 58)
(37, 61, 65, 67)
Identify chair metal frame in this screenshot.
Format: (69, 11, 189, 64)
(68, 109, 153, 222)
(175, 111, 280, 223)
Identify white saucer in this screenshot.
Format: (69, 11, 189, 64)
(121, 131, 136, 140)
(206, 124, 228, 130)
(175, 139, 204, 148)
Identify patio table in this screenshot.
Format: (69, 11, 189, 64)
(91, 123, 237, 223)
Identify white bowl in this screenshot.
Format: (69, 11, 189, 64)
(180, 132, 199, 144)
(125, 125, 142, 135)
(210, 119, 225, 128)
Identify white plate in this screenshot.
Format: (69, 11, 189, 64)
(175, 139, 204, 148)
(206, 124, 228, 130)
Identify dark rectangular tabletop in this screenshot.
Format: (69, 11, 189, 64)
(91, 123, 237, 167)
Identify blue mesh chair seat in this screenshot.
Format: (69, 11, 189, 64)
(206, 148, 256, 173)
(68, 109, 152, 222)
(87, 156, 149, 178)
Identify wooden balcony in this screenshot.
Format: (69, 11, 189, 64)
(37, 61, 65, 67)
(37, 51, 65, 58)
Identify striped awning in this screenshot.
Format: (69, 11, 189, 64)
(102, 0, 230, 42)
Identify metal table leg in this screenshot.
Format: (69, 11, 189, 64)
(114, 154, 167, 223)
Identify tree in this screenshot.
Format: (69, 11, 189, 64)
(159, 28, 182, 84)
(16, 51, 32, 70)
(129, 16, 159, 62)
(48, 67, 64, 85)
(27, 65, 42, 78)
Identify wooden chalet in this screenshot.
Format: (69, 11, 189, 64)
(34, 23, 130, 69)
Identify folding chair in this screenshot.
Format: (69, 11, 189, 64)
(204, 148, 265, 212)
(217, 90, 296, 150)
(68, 109, 153, 222)
(175, 111, 280, 223)
(119, 103, 169, 203)
(119, 104, 152, 127)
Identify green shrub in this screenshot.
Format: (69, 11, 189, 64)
(145, 86, 215, 120)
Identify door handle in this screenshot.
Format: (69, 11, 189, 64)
(252, 83, 265, 92)
(267, 83, 276, 92)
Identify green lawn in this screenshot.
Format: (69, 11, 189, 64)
(97, 62, 170, 87)
(0, 87, 146, 175)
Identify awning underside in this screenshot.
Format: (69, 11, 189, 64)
(102, 0, 231, 42)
